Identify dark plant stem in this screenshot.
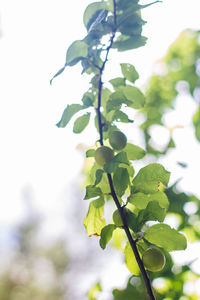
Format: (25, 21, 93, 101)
(95, 1, 156, 299)
(107, 174, 156, 300)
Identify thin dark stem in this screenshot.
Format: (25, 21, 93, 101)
(95, 1, 156, 299)
(107, 174, 156, 300)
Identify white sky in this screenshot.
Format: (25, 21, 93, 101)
(0, 0, 200, 233)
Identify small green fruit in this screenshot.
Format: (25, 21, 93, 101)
(94, 146, 114, 166)
(109, 131, 127, 150)
(113, 208, 129, 227)
(142, 247, 166, 272)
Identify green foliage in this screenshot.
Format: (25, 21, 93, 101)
(128, 191, 169, 210)
(84, 197, 106, 236)
(125, 242, 140, 275)
(142, 29, 200, 151)
(131, 163, 170, 193)
(87, 282, 102, 300)
(56, 104, 84, 128)
(135, 201, 166, 231)
(66, 40, 88, 66)
(143, 224, 187, 251)
(93, 169, 104, 186)
(120, 85, 145, 108)
(113, 167, 129, 196)
(120, 63, 139, 83)
(103, 151, 129, 173)
(124, 143, 146, 160)
(113, 276, 147, 299)
(100, 224, 116, 249)
(84, 185, 103, 200)
(0, 215, 69, 300)
(51, 1, 200, 299)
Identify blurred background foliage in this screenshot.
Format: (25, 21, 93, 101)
(141, 29, 200, 155)
(0, 213, 69, 300)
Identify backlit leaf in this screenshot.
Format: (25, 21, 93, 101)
(104, 151, 129, 173)
(136, 201, 166, 231)
(113, 35, 147, 51)
(144, 223, 187, 251)
(83, 2, 107, 30)
(73, 112, 90, 133)
(109, 77, 126, 88)
(121, 63, 139, 83)
(56, 104, 83, 128)
(132, 163, 170, 193)
(128, 191, 169, 209)
(100, 224, 116, 249)
(113, 167, 129, 197)
(124, 143, 145, 160)
(121, 85, 145, 108)
(84, 185, 102, 200)
(66, 40, 88, 66)
(93, 169, 104, 186)
(84, 197, 106, 236)
(124, 242, 140, 275)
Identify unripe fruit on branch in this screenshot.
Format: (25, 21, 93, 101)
(109, 131, 127, 150)
(94, 146, 114, 166)
(142, 247, 166, 272)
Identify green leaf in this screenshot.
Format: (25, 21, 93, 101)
(84, 185, 102, 200)
(106, 91, 129, 112)
(193, 105, 200, 141)
(144, 223, 187, 251)
(56, 104, 83, 128)
(121, 63, 139, 83)
(112, 111, 134, 123)
(113, 167, 129, 197)
(50, 65, 66, 85)
(136, 201, 166, 231)
(87, 282, 102, 300)
(132, 163, 170, 193)
(124, 242, 140, 275)
(104, 151, 129, 173)
(86, 149, 95, 157)
(124, 143, 145, 160)
(126, 210, 137, 232)
(121, 85, 145, 109)
(73, 112, 90, 133)
(66, 40, 88, 66)
(100, 224, 116, 249)
(83, 2, 107, 30)
(84, 197, 106, 236)
(128, 191, 169, 210)
(109, 77, 126, 88)
(113, 35, 147, 52)
(93, 169, 104, 186)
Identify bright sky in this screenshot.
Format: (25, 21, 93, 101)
(0, 0, 200, 237)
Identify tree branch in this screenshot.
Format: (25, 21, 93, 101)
(95, 1, 156, 299)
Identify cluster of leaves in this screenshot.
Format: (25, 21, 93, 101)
(111, 181, 200, 300)
(141, 29, 200, 155)
(51, 1, 200, 299)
